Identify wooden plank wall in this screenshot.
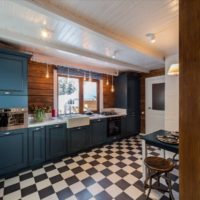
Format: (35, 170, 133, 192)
(179, 0, 200, 199)
(28, 61, 115, 111)
(28, 61, 54, 109)
(139, 68, 165, 133)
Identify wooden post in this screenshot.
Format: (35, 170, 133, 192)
(179, 0, 200, 199)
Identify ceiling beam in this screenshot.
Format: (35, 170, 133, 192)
(0, 28, 149, 73)
(22, 0, 164, 60)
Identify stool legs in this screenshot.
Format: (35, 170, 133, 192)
(165, 173, 175, 200)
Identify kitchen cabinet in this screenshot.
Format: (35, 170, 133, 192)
(0, 49, 30, 96)
(0, 128, 28, 176)
(121, 116, 128, 137)
(68, 126, 90, 154)
(28, 126, 45, 166)
(46, 123, 67, 160)
(90, 118, 107, 146)
(115, 73, 140, 135)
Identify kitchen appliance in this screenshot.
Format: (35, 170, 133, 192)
(107, 116, 121, 137)
(0, 108, 28, 130)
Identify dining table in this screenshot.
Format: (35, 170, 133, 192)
(140, 130, 179, 181)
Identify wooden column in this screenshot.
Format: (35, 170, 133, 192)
(179, 0, 200, 199)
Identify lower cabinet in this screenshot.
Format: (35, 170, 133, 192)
(46, 124, 67, 160)
(127, 114, 140, 136)
(121, 116, 129, 137)
(68, 126, 90, 154)
(90, 119, 107, 146)
(0, 129, 28, 176)
(28, 126, 45, 166)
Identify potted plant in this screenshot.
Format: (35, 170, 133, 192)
(29, 105, 51, 122)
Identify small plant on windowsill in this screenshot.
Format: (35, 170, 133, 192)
(29, 105, 51, 122)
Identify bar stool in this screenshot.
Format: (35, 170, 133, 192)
(144, 156, 175, 200)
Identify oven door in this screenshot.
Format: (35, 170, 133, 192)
(107, 117, 121, 137)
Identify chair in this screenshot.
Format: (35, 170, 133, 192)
(144, 156, 175, 200)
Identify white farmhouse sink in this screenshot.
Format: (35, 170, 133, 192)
(65, 115, 90, 128)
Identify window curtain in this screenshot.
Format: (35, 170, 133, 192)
(56, 66, 103, 80)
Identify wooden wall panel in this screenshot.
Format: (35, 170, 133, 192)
(103, 75, 115, 108)
(28, 61, 54, 110)
(28, 61, 115, 111)
(179, 0, 200, 199)
(139, 68, 165, 133)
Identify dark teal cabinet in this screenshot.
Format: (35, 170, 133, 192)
(28, 126, 45, 166)
(90, 119, 107, 146)
(46, 124, 67, 160)
(115, 73, 140, 135)
(121, 116, 128, 137)
(0, 129, 28, 176)
(68, 126, 90, 154)
(0, 49, 30, 96)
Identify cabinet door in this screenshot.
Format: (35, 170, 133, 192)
(121, 116, 128, 137)
(46, 124, 67, 160)
(0, 52, 28, 95)
(68, 126, 89, 154)
(28, 126, 45, 166)
(127, 76, 140, 114)
(91, 119, 107, 145)
(127, 115, 140, 136)
(0, 129, 28, 176)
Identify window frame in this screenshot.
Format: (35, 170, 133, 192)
(57, 74, 100, 115)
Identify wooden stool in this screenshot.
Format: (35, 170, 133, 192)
(144, 156, 175, 200)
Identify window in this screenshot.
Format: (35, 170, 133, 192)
(83, 81, 98, 112)
(58, 75, 99, 115)
(58, 76, 80, 115)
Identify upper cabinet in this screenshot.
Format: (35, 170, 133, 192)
(0, 49, 31, 96)
(115, 72, 140, 114)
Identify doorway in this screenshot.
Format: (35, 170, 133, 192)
(145, 76, 165, 134)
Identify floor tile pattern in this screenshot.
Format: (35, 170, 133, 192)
(0, 137, 179, 200)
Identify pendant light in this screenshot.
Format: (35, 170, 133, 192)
(168, 63, 179, 75)
(67, 67, 70, 83)
(111, 75, 114, 93)
(106, 74, 109, 86)
(89, 71, 92, 82)
(45, 63, 49, 78)
(83, 71, 87, 81)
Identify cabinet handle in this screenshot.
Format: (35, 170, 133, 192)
(4, 132, 11, 135)
(54, 125, 60, 128)
(34, 127, 43, 131)
(97, 119, 101, 122)
(77, 127, 81, 129)
(4, 91, 11, 95)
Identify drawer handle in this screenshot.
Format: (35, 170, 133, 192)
(97, 119, 101, 122)
(35, 127, 43, 131)
(4, 132, 11, 135)
(4, 91, 11, 95)
(77, 127, 81, 129)
(54, 125, 60, 128)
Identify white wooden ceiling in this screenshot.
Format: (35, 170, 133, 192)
(0, 0, 179, 74)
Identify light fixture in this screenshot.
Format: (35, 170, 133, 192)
(83, 72, 87, 81)
(111, 75, 114, 93)
(168, 63, 179, 75)
(89, 71, 92, 82)
(67, 67, 70, 82)
(41, 28, 52, 39)
(146, 33, 156, 43)
(112, 50, 119, 59)
(45, 63, 49, 78)
(106, 74, 109, 86)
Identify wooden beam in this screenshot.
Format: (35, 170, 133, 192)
(179, 0, 200, 199)
(23, 0, 164, 60)
(0, 28, 149, 73)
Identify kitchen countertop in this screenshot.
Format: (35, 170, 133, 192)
(28, 113, 126, 128)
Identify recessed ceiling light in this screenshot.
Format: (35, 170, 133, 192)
(146, 33, 156, 43)
(41, 28, 52, 39)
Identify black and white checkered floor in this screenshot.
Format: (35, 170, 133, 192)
(0, 137, 179, 200)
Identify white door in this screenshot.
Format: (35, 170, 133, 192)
(145, 76, 165, 134)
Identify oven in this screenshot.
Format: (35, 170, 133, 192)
(0, 108, 28, 130)
(107, 116, 121, 137)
